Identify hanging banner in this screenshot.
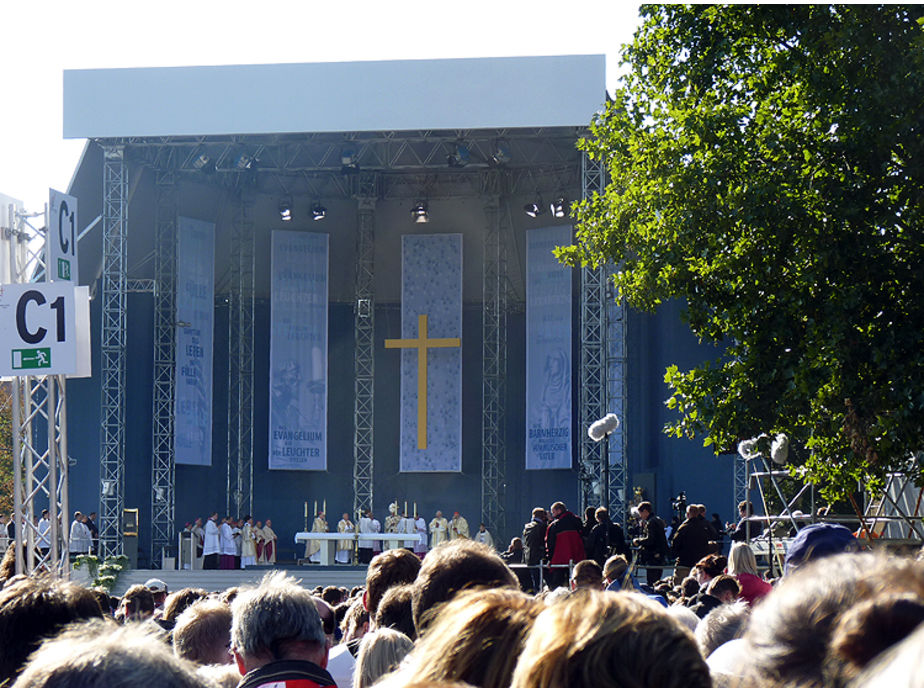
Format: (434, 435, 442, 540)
(387, 234, 462, 472)
(269, 230, 328, 470)
(174, 217, 215, 466)
(526, 226, 573, 470)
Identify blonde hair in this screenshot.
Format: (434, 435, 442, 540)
(352, 627, 413, 687)
(511, 590, 710, 688)
(727, 542, 759, 577)
(384, 588, 543, 688)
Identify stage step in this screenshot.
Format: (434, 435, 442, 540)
(108, 565, 368, 597)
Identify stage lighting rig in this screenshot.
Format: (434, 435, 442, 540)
(491, 139, 511, 165)
(341, 145, 359, 173)
(311, 202, 327, 221)
(550, 196, 568, 218)
(278, 197, 293, 222)
(447, 142, 471, 168)
(524, 196, 544, 218)
(411, 200, 429, 223)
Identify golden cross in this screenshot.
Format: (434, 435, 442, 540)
(385, 314, 461, 450)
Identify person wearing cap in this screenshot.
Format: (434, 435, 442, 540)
(783, 522, 858, 575)
(145, 579, 169, 619)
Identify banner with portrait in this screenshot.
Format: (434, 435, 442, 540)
(525, 226, 573, 470)
(175, 217, 215, 466)
(268, 230, 329, 470)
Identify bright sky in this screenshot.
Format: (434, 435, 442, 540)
(0, 1, 641, 215)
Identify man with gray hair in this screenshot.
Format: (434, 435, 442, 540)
(231, 571, 336, 687)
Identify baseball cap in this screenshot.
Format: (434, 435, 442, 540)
(784, 523, 857, 574)
(144, 578, 168, 594)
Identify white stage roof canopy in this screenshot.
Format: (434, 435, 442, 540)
(64, 54, 605, 139)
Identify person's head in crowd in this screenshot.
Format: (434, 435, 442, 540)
(322, 585, 345, 606)
(570, 559, 604, 591)
(333, 601, 350, 630)
(221, 586, 240, 604)
(681, 575, 701, 599)
(666, 602, 701, 632)
(594, 506, 610, 523)
(850, 619, 924, 687)
(692, 553, 727, 586)
(784, 522, 858, 575)
(637, 500, 653, 520)
(349, 585, 363, 599)
(583, 506, 596, 524)
(738, 500, 753, 518)
(0, 576, 103, 685)
(0, 541, 15, 586)
(341, 596, 371, 643)
(706, 575, 740, 604)
(375, 584, 416, 640)
(695, 503, 707, 518)
(119, 584, 156, 622)
(163, 586, 209, 624)
(230, 572, 329, 678)
(313, 596, 337, 648)
(727, 541, 761, 577)
(364, 548, 421, 623)
(173, 598, 233, 666)
(196, 663, 242, 688)
(389, 588, 544, 687)
(511, 590, 711, 687)
(695, 601, 749, 658)
(90, 587, 112, 617)
(352, 627, 413, 687)
(145, 578, 169, 610)
(602, 554, 630, 588)
(737, 551, 924, 686)
(825, 591, 924, 685)
(531, 507, 547, 522)
(411, 539, 519, 634)
(550, 501, 567, 519)
(12, 619, 203, 688)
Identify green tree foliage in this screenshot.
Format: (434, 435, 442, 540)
(558, 5, 924, 500)
(0, 384, 13, 515)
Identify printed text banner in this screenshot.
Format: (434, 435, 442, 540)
(269, 230, 329, 470)
(526, 226, 573, 470)
(175, 217, 215, 466)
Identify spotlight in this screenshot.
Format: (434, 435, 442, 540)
(550, 196, 568, 218)
(411, 201, 429, 224)
(235, 151, 254, 169)
(492, 139, 511, 165)
(192, 152, 211, 170)
(341, 145, 359, 173)
(101, 480, 116, 497)
(311, 202, 327, 221)
(524, 197, 545, 218)
(447, 142, 471, 168)
(278, 198, 293, 222)
(153, 486, 166, 502)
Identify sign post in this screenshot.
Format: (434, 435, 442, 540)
(47, 189, 78, 283)
(0, 283, 78, 377)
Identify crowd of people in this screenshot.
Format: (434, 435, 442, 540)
(2, 503, 924, 687)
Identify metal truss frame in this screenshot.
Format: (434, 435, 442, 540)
(578, 153, 608, 511)
(226, 190, 255, 518)
(352, 176, 377, 517)
(604, 272, 629, 523)
(99, 145, 128, 558)
(481, 192, 508, 541)
(150, 170, 177, 566)
(5, 205, 71, 576)
(733, 454, 749, 519)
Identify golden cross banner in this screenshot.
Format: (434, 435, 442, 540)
(385, 313, 461, 450)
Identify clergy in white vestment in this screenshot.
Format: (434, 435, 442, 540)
(241, 516, 257, 568)
(36, 509, 51, 554)
(384, 503, 401, 534)
(414, 513, 428, 556)
(398, 514, 416, 549)
(474, 523, 495, 549)
(219, 517, 237, 570)
(336, 513, 354, 564)
(306, 512, 328, 562)
(449, 511, 470, 540)
(371, 516, 382, 553)
(358, 510, 376, 564)
(203, 512, 221, 569)
(69, 512, 92, 554)
(429, 511, 449, 547)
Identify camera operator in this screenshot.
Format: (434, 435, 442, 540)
(630, 501, 669, 585)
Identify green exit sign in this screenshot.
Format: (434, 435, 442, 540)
(57, 258, 71, 281)
(11, 348, 51, 370)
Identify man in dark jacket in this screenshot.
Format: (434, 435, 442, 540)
(522, 508, 548, 592)
(671, 505, 711, 579)
(545, 501, 585, 589)
(632, 501, 669, 585)
(588, 507, 627, 566)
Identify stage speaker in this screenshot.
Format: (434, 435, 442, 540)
(123, 508, 139, 569)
